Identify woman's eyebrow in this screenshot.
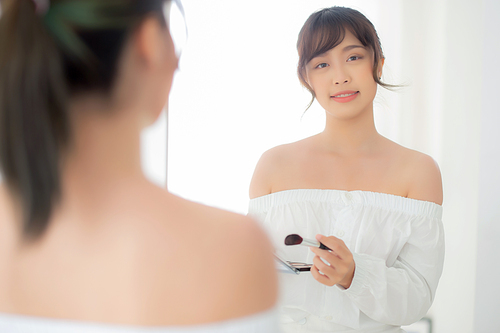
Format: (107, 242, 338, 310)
(343, 44, 366, 51)
(311, 44, 366, 60)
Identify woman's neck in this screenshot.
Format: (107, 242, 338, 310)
(60, 96, 147, 209)
(319, 106, 381, 155)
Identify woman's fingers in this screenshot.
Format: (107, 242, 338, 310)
(310, 247, 342, 267)
(316, 234, 351, 260)
(310, 263, 335, 286)
(309, 234, 355, 288)
(310, 250, 349, 278)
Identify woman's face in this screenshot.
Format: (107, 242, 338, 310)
(305, 30, 379, 120)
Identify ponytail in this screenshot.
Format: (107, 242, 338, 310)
(0, 0, 69, 239)
(0, 0, 167, 239)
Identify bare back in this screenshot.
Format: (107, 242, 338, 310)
(0, 180, 277, 326)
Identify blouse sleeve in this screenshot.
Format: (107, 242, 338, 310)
(339, 214, 445, 326)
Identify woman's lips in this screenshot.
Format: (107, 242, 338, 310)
(331, 91, 359, 103)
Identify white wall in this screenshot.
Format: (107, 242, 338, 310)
(422, 0, 482, 331)
(474, 0, 500, 329)
(397, 1, 500, 331)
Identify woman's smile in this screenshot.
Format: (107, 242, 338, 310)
(331, 90, 359, 103)
(305, 30, 377, 119)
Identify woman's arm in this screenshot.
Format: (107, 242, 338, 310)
(342, 216, 444, 325)
(312, 214, 444, 325)
(311, 155, 444, 325)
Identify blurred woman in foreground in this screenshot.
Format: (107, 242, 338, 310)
(0, 0, 278, 331)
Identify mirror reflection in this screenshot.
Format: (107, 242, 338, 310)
(156, 1, 499, 332)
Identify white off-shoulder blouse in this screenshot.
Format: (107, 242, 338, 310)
(248, 189, 444, 332)
(0, 309, 279, 333)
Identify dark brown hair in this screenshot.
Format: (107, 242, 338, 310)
(297, 6, 397, 109)
(0, 0, 169, 239)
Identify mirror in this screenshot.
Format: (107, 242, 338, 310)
(139, 1, 498, 332)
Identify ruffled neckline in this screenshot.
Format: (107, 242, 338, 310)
(249, 189, 442, 218)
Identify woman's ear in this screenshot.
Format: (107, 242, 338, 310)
(304, 70, 312, 89)
(378, 57, 385, 79)
(133, 16, 165, 68)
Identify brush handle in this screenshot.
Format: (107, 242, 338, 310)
(300, 237, 332, 251)
(319, 242, 332, 251)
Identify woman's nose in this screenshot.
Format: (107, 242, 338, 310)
(333, 67, 350, 85)
(335, 78, 349, 85)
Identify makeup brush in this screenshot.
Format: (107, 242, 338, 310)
(284, 234, 332, 251)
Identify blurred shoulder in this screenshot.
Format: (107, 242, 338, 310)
(116, 184, 278, 323)
(174, 194, 270, 242)
(140, 190, 278, 319)
(208, 208, 278, 316)
(177, 197, 276, 272)
(138, 186, 270, 241)
(186, 200, 278, 318)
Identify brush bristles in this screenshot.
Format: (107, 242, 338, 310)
(284, 234, 303, 245)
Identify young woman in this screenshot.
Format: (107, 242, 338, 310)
(0, 0, 278, 331)
(249, 6, 444, 333)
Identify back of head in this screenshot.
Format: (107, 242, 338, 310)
(0, 0, 168, 240)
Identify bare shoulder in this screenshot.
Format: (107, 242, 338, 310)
(249, 138, 314, 199)
(205, 207, 278, 316)
(136, 189, 277, 323)
(396, 146, 443, 205)
(249, 144, 292, 199)
(182, 199, 278, 311)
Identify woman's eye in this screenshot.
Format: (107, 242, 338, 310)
(347, 56, 361, 62)
(315, 63, 329, 69)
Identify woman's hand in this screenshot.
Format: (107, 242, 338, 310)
(309, 234, 355, 289)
